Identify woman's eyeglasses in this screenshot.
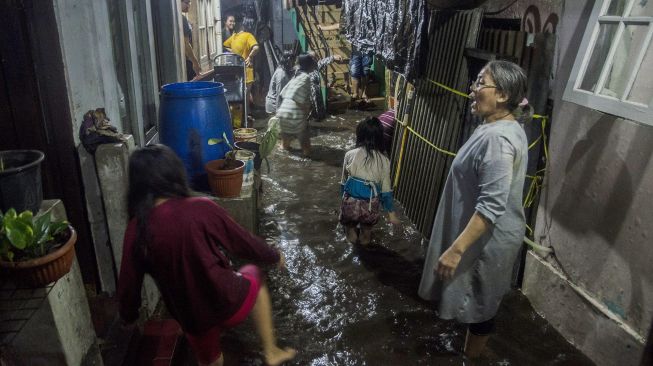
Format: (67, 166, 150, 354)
(471, 79, 497, 92)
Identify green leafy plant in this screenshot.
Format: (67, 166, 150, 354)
(208, 132, 239, 169)
(0, 209, 69, 262)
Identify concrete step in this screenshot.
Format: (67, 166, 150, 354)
(130, 319, 184, 366)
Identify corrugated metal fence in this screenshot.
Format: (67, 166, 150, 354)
(390, 11, 555, 239)
(390, 9, 483, 237)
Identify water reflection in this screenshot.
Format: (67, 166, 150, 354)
(217, 113, 595, 366)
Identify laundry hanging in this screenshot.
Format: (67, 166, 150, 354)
(342, 0, 428, 81)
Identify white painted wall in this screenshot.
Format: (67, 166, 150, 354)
(520, 1, 652, 365)
(52, 0, 124, 143)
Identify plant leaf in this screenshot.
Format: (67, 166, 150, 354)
(208, 138, 224, 145)
(49, 221, 69, 237)
(15, 215, 34, 246)
(5, 217, 29, 250)
(34, 213, 52, 245)
(5, 209, 17, 220)
(18, 210, 33, 222)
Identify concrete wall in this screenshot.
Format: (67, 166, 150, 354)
(52, 0, 124, 143)
(523, 1, 652, 365)
(95, 138, 160, 317)
(482, 0, 562, 33)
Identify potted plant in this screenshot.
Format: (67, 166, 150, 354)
(205, 135, 245, 198)
(0, 208, 77, 287)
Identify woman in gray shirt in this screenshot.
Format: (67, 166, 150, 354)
(265, 51, 295, 114)
(418, 60, 531, 359)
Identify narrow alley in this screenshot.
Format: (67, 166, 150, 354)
(202, 110, 595, 365)
(2, 1, 652, 365)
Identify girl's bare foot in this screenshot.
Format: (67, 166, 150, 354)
(264, 347, 297, 366)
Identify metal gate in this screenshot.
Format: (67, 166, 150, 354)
(391, 9, 483, 237)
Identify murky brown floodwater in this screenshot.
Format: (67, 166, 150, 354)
(210, 110, 595, 366)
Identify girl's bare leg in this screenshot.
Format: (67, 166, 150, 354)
(250, 284, 297, 365)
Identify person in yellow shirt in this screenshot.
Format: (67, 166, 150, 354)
(223, 18, 259, 109)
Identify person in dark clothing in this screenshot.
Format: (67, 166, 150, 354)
(118, 145, 296, 366)
(181, 0, 200, 81)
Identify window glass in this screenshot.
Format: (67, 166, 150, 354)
(580, 23, 619, 92)
(627, 42, 653, 104)
(630, 0, 653, 16)
(600, 24, 649, 98)
(606, 0, 629, 16)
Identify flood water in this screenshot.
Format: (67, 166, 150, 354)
(212, 110, 595, 366)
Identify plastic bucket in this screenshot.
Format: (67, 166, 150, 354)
(159, 81, 233, 190)
(234, 141, 262, 170)
(234, 128, 257, 143)
(0, 150, 45, 214)
(235, 150, 255, 187)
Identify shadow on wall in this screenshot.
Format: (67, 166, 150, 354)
(550, 114, 653, 244)
(548, 112, 653, 329)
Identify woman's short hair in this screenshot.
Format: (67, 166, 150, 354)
(280, 50, 296, 74)
(237, 18, 255, 33)
(297, 53, 317, 73)
(484, 60, 527, 110)
(484, 60, 532, 122)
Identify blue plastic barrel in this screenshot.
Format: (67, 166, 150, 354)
(159, 81, 233, 190)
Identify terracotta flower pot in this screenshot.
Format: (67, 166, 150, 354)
(205, 159, 245, 198)
(0, 226, 77, 288)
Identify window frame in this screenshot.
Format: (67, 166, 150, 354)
(197, 0, 209, 66)
(563, 0, 653, 125)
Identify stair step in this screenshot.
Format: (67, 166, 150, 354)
(133, 320, 184, 366)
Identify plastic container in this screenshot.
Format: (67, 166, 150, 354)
(234, 128, 257, 143)
(205, 159, 244, 198)
(159, 81, 233, 190)
(234, 141, 262, 170)
(235, 150, 255, 187)
(0, 150, 45, 214)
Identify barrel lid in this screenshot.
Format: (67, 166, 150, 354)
(161, 81, 225, 97)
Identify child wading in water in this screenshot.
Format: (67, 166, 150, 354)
(118, 145, 296, 366)
(340, 117, 400, 245)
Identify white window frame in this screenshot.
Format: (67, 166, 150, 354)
(197, 0, 209, 67)
(206, 1, 217, 62)
(563, 0, 653, 125)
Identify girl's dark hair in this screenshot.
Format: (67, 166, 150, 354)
(127, 144, 191, 262)
(280, 50, 295, 74)
(297, 53, 317, 73)
(484, 60, 533, 123)
(356, 116, 385, 157)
